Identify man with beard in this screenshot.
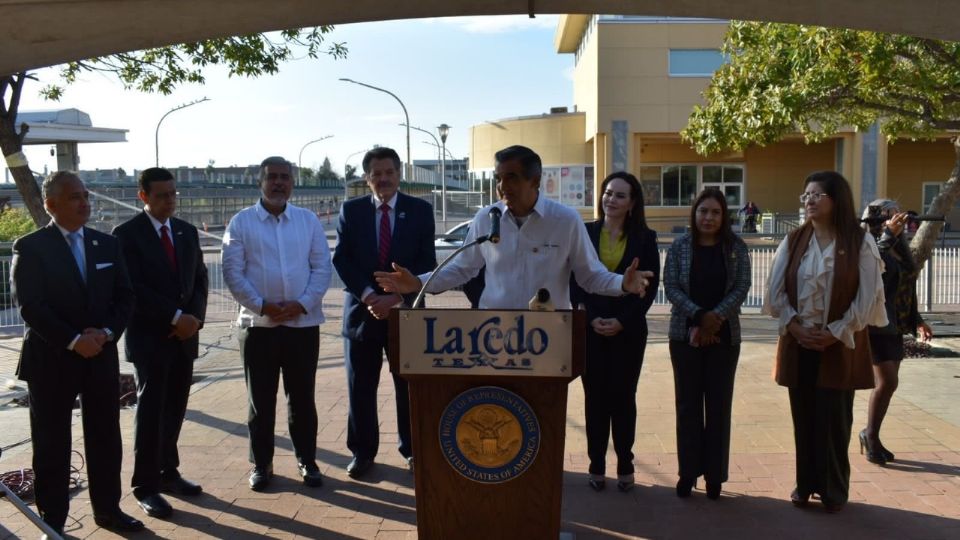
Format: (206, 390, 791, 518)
(222, 156, 333, 491)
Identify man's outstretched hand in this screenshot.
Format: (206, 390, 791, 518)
(374, 263, 422, 295)
(622, 258, 654, 297)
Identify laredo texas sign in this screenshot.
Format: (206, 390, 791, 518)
(396, 309, 573, 378)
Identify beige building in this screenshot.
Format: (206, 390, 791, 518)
(469, 15, 956, 231)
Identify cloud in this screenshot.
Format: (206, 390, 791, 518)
(433, 15, 559, 34)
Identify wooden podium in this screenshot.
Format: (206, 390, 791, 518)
(389, 308, 585, 540)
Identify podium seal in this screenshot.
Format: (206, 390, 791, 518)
(438, 386, 540, 483)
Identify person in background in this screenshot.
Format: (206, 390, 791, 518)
(739, 201, 761, 233)
(571, 171, 660, 493)
(858, 199, 932, 464)
(763, 171, 886, 513)
(664, 188, 751, 500)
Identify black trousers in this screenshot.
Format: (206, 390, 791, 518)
(669, 340, 740, 483)
(131, 351, 194, 498)
(27, 353, 122, 531)
(788, 347, 855, 505)
(240, 325, 320, 467)
(344, 336, 412, 460)
(581, 334, 645, 476)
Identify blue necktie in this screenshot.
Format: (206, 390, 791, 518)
(68, 231, 86, 282)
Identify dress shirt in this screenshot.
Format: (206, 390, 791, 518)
(144, 211, 183, 325)
(763, 233, 887, 348)
(55, 223, 85, 350)
(222, 201, 332, 328)
(418, 195, 624, 309)
(361, 193, 398, 302)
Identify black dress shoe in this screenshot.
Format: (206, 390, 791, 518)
(93, 510, 145, 532)
(249, 465, 273, 491)
(161, 474, 203, 496)
(136, 493, 173, 518)
(298, 462, 324, 487)
(346, 457, 374, 479)
(706, 481, 722, 500)
(676, 477, 696, 498)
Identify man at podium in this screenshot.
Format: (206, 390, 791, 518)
(375, 145, 653, 307)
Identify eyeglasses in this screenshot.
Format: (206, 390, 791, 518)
(799, 192, 829, 204)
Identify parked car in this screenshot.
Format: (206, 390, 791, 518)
(435, 221, 471, 251)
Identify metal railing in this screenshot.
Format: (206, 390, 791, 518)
(1, 246, 956, 330)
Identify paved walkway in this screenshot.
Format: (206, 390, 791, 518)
(1, 293, 959, 539)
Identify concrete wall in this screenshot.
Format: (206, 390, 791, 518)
(469, 113, 591, 170)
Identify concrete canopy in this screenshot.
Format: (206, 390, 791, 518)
(2, 1, 960, 76)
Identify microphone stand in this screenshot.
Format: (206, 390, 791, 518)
(412, 234, 493, 309)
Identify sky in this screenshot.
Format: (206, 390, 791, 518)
(4, 15, 573, 180)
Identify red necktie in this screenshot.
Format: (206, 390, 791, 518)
(160, 225, 178, 271)
(378, 203, 391, 269)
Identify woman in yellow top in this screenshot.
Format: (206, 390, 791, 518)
(571, 171, 660, 492)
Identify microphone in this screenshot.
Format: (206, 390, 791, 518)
(413, 205, 503, 307)
(488, 207, 502, 244)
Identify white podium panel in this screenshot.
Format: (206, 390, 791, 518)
(396, 309, 574, 377)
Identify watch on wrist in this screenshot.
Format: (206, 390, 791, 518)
(102, 328, 114, 341)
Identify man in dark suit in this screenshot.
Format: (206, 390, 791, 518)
(112, 167, 208, 519)
(333, 147, 436, 478)
(12, 171, 142, 535)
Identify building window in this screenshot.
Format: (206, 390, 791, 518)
(668, 49, 726, 77)
(638, 164, 745, 207)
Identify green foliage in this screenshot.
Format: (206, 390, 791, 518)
(0, 207, 37, 241)
(40, 28, 347, 99)
(682, 22, 960, 155)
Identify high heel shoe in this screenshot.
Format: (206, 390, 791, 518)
(676, 477, 695, 498)
(706, 481, 722, 500)
(859, 429, 887, 465)
(588, 475, 606, 492)
(878, 442, 895, 462)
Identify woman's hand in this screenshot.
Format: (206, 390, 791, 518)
(885, 211, 909, 237)
(591, 317, 623, 337)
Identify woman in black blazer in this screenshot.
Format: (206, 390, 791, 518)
(572, 171, 659, 492)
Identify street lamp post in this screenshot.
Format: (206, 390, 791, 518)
(343, 148, 370, 201)
(438, 124, 451, 224)
(339, 78, 411, 180)
(297, 134, 334, 185)
(401, 123, 442, 216)
(155, 97, 210, 167)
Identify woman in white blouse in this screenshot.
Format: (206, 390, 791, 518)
(763, 171, 887, 513)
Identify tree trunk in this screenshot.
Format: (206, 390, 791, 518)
(0, 73, 49, 227)
(909, 136, 960, 267)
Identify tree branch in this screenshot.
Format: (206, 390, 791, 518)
(851, 97, 931, 122)
(8, 73, 26, 121)
(920, 39, 960, 71)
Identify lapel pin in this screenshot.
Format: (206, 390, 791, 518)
(92, 240, 98, 246)
(838, 249, 846, 256)
(399, 212, 406, 219)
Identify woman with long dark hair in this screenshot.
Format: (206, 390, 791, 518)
(764, 171, 886, 512)
(571, 171, 659, 493)
(664, 188, 751, 500)
(859, 199, 933, 464)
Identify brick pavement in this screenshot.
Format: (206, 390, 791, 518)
(1, 293, 959, 539)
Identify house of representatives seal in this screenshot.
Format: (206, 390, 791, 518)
(438, 386, 540, 483)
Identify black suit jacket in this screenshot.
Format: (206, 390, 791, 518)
(112, 212, 208, 362)
(571, 222, 660, 344)
(12, 223, 134, 381)
(333, 192, 436, 342)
